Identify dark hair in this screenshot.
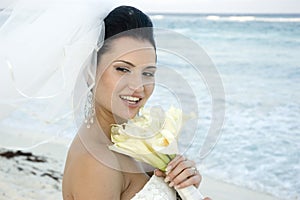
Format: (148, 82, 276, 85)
(98, 6, 156, 59)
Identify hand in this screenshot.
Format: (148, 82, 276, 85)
(155, 155, 212, 199)
(154, 155, 201, 189)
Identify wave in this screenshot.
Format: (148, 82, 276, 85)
(150, 15, 165, 20)
(206, 15, 300, 23)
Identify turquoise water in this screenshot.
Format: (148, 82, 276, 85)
(150, 14, 300, 199)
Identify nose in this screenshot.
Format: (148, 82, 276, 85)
(128, 73, 144, 92)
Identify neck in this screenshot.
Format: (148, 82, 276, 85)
(95, 104, 126, 139)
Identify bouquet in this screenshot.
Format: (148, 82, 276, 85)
(109, 106, 204, 200)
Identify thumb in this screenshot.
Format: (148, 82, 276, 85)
(154, 169, 166, 177)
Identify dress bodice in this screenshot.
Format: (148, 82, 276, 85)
(131, 175, 176, 200)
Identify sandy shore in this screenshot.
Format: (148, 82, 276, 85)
(0, 127, 69, 200)
(0, 128, 279, 200)
(200, 176, 279, 200)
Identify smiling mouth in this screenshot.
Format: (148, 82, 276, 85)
(120, 95, 142, 105)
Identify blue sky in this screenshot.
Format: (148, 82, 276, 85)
(114, 0, 300, 13)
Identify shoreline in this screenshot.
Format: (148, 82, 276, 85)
(200, 175, 279, 200)
(0, 128, 279, 200)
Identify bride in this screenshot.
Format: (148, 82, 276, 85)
(0, 1, 211, 199)
(62, 6, 211, 200)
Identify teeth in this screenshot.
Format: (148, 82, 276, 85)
(120, 95, 140, 102)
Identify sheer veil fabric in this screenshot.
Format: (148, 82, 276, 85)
(0, 0, 112, 148)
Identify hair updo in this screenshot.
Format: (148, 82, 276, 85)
(97, 6, 156, 58)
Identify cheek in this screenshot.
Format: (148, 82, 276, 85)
(144, 83, 155, 98)
(95, 70, 118, 103)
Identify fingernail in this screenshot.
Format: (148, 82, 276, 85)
(169, 182, 174, 187)
(175, 185, 181, 189)
(164, 177, 170, 182)
(166, 166, 172, 173)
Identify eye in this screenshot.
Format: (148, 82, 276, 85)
(116, 67, 131, 73)
(142, 71, 155, 77)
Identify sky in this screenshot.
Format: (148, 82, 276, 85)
(1, 0, 300, 13)
(114, 0, 300, 13)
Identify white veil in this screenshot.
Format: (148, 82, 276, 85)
(0, 1, 225, 164)
(0, 0, 113, 148)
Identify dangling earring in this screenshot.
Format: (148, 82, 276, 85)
(84, 90, 95, 128)
(137, 106, 144, 117)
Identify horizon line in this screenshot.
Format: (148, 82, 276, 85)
(146, 11, 300, 15)
(1, 8, 299, 15)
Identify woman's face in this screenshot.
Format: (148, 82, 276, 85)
(95, 37, 156, 120)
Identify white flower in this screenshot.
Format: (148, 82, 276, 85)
(109, 106, 183, 171)
(109, 106, 204, 200)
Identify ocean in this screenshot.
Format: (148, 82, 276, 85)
(148, 13, 300, 199)
(1, 12, 300, 199)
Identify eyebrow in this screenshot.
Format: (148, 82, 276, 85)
(114, 60, 156, 69)
(114, 60, 136, 67)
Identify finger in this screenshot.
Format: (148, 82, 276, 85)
(190, 167, 202, 188)
(171, 165, 195, 184)
(169, 171, 201, 189)
(167, 159, 194, 179)
(204, 197, 212, 200)
(172, 167, 201, 187)
(166, 155, 186, 172)
(154, 169, 166, 177)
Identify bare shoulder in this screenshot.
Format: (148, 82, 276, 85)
(63, 135, 123, 200)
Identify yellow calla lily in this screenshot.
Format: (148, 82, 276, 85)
(109, 107, 182, 171)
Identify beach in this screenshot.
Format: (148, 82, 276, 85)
(0, 129, 279, 200)
(0, 129, 68, 200)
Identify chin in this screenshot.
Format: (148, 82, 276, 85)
(113, 109, 139, 122)
(124, 109, 139, 120)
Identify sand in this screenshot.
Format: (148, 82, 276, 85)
(0, 128, 279, 200)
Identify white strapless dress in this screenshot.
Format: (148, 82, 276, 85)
(131, 175, 177, 200)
